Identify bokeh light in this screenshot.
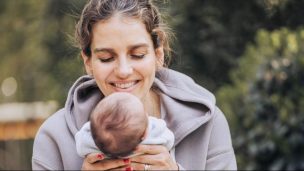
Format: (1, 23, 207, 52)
(1, 77, 17, 97)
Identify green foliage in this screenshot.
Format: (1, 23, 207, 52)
(217, 28, 304, 170)
(169, 0, 304, 91)
(2, 0, 304, 105)
(0, 0, 86, 105)
(169, 0, 268, 90)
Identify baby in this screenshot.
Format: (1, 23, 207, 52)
(75, 92, 175, 159)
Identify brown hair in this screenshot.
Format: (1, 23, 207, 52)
(90, 93, 147, 158)
(75, 0, 173, 66)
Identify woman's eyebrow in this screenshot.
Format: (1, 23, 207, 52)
(93, 48, 116, 54)
(128, 43, 149, 51)
(93, 43, 148, 54)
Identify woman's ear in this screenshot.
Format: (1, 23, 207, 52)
(81, 51, 93, 75)
(152, 29, 165, 69)
(155, 46, 164, 69)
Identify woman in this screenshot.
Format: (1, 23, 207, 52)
(32, 0, 237, 170)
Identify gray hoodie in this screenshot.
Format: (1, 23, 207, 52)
(32, 68, 237, 170)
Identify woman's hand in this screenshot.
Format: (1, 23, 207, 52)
(82, 153, 131, 170)
(130, 145, 178, 170)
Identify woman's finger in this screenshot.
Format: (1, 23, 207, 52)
(85, 153, 105, 164)
(130, 154, 157, 164)
(131, 162, 154, 171)
(133, 144, 167, 155)
(83, 154, 131, 170)
(131, 152, 171, 165)
(130, 146, 178, 170)
(83, 159, 129, 170)
(107, 165, 131, 171)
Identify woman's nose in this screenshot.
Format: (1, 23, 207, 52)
(114, 59, 133, 78)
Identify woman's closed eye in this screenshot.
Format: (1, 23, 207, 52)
(99, 57, 114, 63)
(131, 54, 145, 59)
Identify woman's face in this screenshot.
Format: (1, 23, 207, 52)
(82, 15, 164, 101)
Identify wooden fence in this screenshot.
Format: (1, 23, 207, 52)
(0, 101, 58, 170)
(0, 139, 34, 170)
(0, 120, 46, 170)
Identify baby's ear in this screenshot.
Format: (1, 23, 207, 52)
(141, 128, 148, 140)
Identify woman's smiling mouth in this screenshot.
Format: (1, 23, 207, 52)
(110, 81, 139, 90)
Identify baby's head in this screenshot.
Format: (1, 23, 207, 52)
(90, 92, 148, 158)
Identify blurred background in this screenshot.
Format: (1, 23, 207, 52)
(0, 0, 304, 170)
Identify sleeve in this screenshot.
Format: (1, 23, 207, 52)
(75, 122, 101, 157)
(141, 117, 175, 150)
(32, 125, 63, 170)
(32, 158, 56, 170)
(205, 107, 237, 170)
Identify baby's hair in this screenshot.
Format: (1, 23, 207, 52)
(90, 93, 147, 158)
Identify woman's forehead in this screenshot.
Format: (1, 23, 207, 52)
(92, 15, 148, 39)
(91, 15, 152, 49)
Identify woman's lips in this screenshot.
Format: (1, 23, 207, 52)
(110, 80, 139, 91)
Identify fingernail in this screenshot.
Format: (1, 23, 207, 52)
(123, 158, 130, 164)
(125, 166, 132, 171)
(97, 154, 104, 159)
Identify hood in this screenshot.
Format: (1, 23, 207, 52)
(154, 68, 215, 145)
(64, 75, 103, 135)
(64, 68, 216, 145)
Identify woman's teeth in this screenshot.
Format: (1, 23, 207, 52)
(114, 82, 136, 89)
